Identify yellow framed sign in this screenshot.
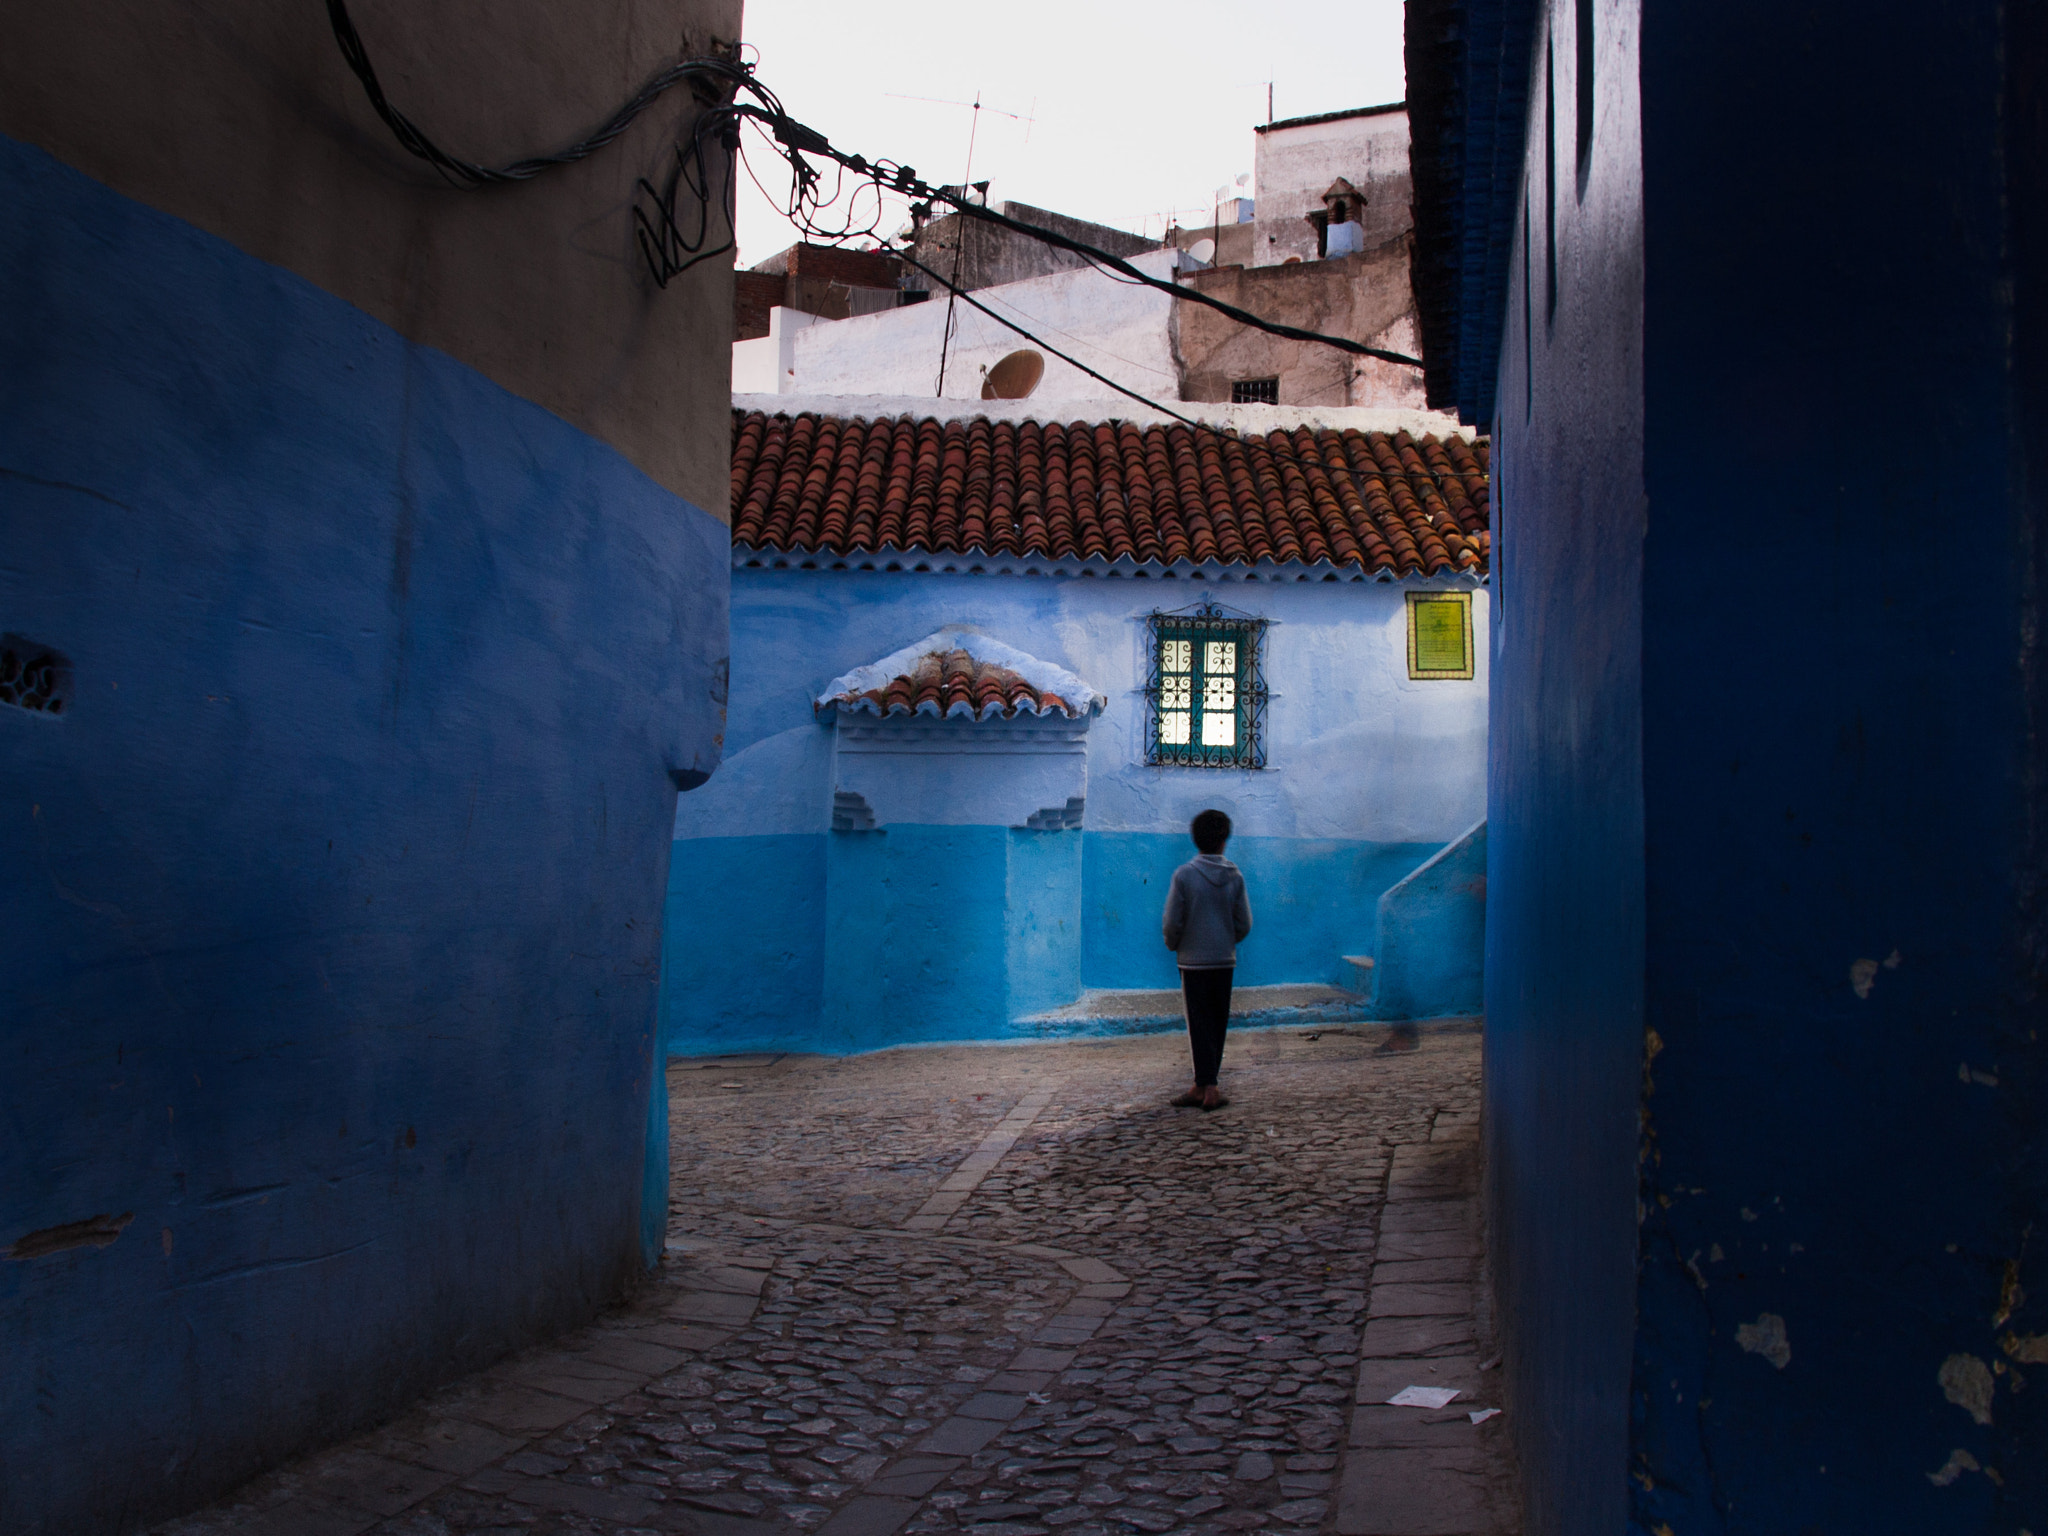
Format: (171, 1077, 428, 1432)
(1406, 591, 1475, 679)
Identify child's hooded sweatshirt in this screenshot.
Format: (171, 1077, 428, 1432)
(1162, 854, 1253, 970)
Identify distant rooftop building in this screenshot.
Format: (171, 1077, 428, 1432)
(1252, 101, 1411, 268)
(734, 109, 1427, 414)
(735, 242, 917, 342)
(906, 199, 1159, 294)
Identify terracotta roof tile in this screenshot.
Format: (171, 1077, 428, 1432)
(820, 647, 1086, 720)
(731, 410, 1491, 576)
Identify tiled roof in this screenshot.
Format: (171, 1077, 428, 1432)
(821, 648, 1088, 720)
(730, 409, 1490, 576)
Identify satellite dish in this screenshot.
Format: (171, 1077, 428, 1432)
(1187, 237, 1217, 265)
(981, 348, 1045, 400)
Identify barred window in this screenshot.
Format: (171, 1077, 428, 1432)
(1146, 605, 1269, 768)
(1231, 377, 1280, 404)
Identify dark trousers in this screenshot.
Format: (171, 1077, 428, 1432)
(1181, 966, 1234, 1087)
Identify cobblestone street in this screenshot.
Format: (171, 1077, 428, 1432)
(157, 1023, 1514, 1536)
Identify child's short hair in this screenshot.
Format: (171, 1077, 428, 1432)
(1191, 809, 1232, 854)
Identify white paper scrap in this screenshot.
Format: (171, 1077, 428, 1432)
(1468, 1408, 1502, 1424)
(1387, 1386, 1462, 1409)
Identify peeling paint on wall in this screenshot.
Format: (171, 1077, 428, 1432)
(5, 1210, 132, 1258)
(1939, 1353, 1994, 1425)
(1851, 949, 1904, 998)
(2003, 1333, 2048, 1364)
(1735, 1313, 1791, 1369)
(1927, 1448, 1981, 1486)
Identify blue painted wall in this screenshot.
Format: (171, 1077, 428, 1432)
(812, 824, 1085, 1049)
(1370, 820, 1485, 1020)
(666, 565, 1489, 1053)
(0, 135, 727, 1532)
(1081, 833, 1439, 992)
(1006, 829, 1086, 1019)
(664, 833, 826, 1052)
(695, 567, 1491, 843)
(1477, 0, 2048, 1528)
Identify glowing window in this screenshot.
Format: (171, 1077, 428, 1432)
(1146, 607, 1267, 768)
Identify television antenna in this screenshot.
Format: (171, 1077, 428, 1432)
(924, 90, 1006, 396)
(885, 93, 1038, 143)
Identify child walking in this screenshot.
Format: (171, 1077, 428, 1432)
(1162, 809, 1253, 1109)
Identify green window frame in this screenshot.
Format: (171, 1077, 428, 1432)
(1145, 604, 1269, 768)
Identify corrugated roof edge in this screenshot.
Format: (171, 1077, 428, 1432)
(731, 393, 1474, 442)
(1255, 101, 1408, 134)
(735, 545, 1490, 586)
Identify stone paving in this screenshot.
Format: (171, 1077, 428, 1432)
(154, 1022, 1515, 1536)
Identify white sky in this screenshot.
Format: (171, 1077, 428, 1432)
(730, 0, 1407, 268)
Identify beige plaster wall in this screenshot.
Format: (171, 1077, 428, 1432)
(0, 0, 741, 514)
(1177, 236, 1428, 408)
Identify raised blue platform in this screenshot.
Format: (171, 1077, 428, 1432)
(664, 828, 1475, 1056)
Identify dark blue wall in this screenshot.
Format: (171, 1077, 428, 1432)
(0, 136, 727, 1532)
(1478, 0, 2048, 1528)
(1481, 0, 1646, 1526)
(1628, 2, 2046, 1524)
(663, 833, 827, 1052)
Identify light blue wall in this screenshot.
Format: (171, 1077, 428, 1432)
(1006, 829, 1086, 1018)
(671, 528, 1490, 1056)
(1081, 833, 1440, 991)
(1369, 820, 1485, 1019)
(664, 826, 1443, 1053)
(0, 135, 728, 1533)
(667, 536, 1490, 1055)
(821, 826, 1011, 1046)
(682, 567, 1490, 842)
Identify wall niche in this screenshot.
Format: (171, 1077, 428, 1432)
(0, 634, 71, 716)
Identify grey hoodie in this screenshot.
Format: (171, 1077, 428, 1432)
(1162, 854, 1253, 969)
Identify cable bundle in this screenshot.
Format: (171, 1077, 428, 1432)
(324, 2, 1467, 503)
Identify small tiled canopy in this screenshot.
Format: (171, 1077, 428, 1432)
(826, 649, 1077, 720)
(731, 409, 1490, 576)
(816, 630, 1106, 723)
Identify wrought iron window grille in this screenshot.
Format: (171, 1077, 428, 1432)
(1144, 603, 1270, 769)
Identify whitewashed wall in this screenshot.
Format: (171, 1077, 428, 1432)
(784, 250, 1185, 404)
(1254, 110, 1412, 267)
(731, 306, 823, 395)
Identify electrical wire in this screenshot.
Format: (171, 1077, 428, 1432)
(738, 115, 1424, 367)
(323, 10, 1471, 524)
(327, 0, 747, 188)
(739, 119, 1475, 513)
(895, 249, 1213, 431)
(889, 249, 1477, 516)
(325, 6, 1422, 367)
